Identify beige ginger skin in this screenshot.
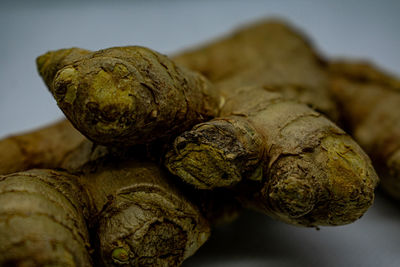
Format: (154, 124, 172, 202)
(173, 19, 338, 121)
(0, 120, 85, 175)
(329, 61, 400, 200)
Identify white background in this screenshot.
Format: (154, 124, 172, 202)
(1, 1, 399, 266)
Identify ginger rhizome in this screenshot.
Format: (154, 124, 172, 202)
(37, 46, 221, 146)
(165, 20, 378, 226)
(0, 120, 85, 175)
(0, 147, 211, 266)
(73, 156, 210, 266)
(166, 86, 378, 226)
(2, 17, 392, 266)
(173, 19, 338, 121)
(329, 61, 400, 199)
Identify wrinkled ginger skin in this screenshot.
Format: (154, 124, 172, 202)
(166, 115, 264, 189)
(0, 120, 85, 175)
(86, 160, 210, 267)
(329, 61, 400, 199)
(173, 19, 338, 121)
(0, 142, 211, 267)
(0, 169, 92, 266)
(61, 142, 210, 267)
(167, 20, 378, 226)
(166, 87, 378, 226)
(37, 46, 221, 146)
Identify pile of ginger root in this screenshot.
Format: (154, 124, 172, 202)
(1, 18, 400, 266)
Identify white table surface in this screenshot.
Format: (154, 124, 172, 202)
(1, 1, 399, 266)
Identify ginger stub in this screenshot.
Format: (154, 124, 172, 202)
(37, 46, 221, 146)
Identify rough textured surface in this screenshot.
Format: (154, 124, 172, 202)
(87, 160, 210, 267)
(0, 118, 232, 266)
(0, 142, 211, 267)
(0, 169, 92, 266)
(0, 119, 85, 175)
(166, 87, 378, 227)
(166, 20, 378, 226)
(37, 46, 221, 146)
(173, 19, 338, 121)
(329, 60, 400, 200)
(61, 142, 211, 266)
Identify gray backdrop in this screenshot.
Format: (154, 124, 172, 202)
(1, 1, 399, 266)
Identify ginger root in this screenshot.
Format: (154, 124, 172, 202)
(76, 157, 210, 266)
(166, 86, 378, 226)
(1, 18, 388, 266)
(329, 60, 400, 199)
(37, 46, 221, 146)
(166, 20, 378, 226)
(0, 149, 210, 266)
(173, 19, 338, 121)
